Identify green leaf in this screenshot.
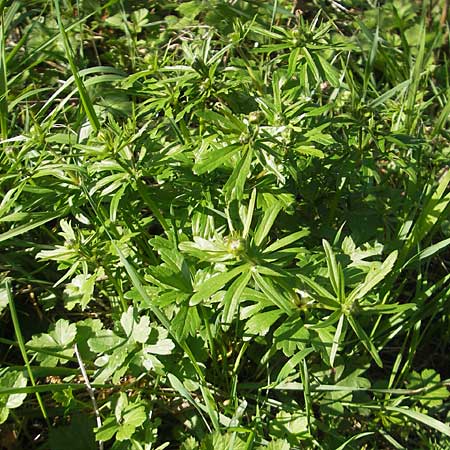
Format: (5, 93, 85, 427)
(190, 266, 244, 306)
(264, 229, 310, 254)
(274, 316, 310, 357)
(0, 369, 27, 424)
(252, 271, 294, 314)
(322, 239, 342, 301)
(95, 395, 147, 442)
(254, 200, 283, 247)
(257, 439, 290, 450)
(385, 405, 450, 437)
(116, 401, 147, 440)
(406, 369, 449, 408)
(330, 313, 345, 368)
(28, 319, 77, 366)
(270, 410, 309, 441)
(53, 320, 77, 347)
(63, 273, 96, 310)
(172, 305, 201, 341)
(193, 144, 240, 174)
(347, 315, 382, 368)
(88, 330, 124, 354)
(297, 274, 339, 309)
(120, 307, 151, 343)
(0, 211, 64, 244)
(334, 432, 375, 450)
(276, 348, 314, 383)
(245, 309, 283, 338)
(200, 431, 247, 450)
(222, 270, 252, 329)
(223, 146, 253, 202)
(168, 373, 209, 426)
(347, 250, 398, 303)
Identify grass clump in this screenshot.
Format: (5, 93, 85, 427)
(0, 1, 449, 449)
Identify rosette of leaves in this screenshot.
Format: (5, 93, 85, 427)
(152, 189, 312, 340)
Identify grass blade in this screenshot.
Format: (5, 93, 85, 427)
(0, 211, 64, 244)
(54, 0, 100, 132)
(385, 406, 450, 438)
(0, 18, 7, 139)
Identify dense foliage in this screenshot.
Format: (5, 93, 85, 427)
(0, 1, 449, 448)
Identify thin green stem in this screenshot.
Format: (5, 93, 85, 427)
(4, 279, 50, 426)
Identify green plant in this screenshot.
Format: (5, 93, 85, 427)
(0, 1, 449, 449)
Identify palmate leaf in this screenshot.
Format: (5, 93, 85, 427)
(95, 394, 147, 442)
(120, 306, 151, 343)
(274, 316, 310, 357)
(3, 1, 450, 448)
(63, 272, 96, 310)
(172, 305, 202, 341)
(28, 319, 77, 366)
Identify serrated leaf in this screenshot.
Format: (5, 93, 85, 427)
(53, 319, 77, 347)
(63, 273, 96, 310)
(200, 431, 247, 450)
(88, 330, 124, 354)
(120, 306, 151, 343)
(116, 402, 147, 440)
(274, 317, 310, 357)
(172, 305, 202, 341)
(144, 338, 175, 355)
